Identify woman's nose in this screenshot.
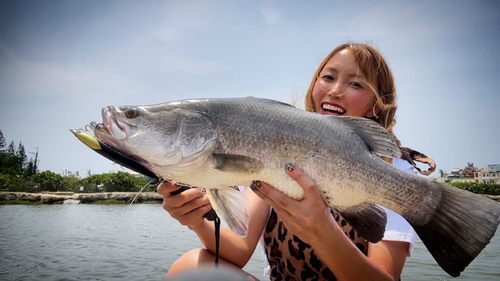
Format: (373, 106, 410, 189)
(327, 82, 343, 98)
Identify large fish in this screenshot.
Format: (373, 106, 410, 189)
(91, 97, 499, 277)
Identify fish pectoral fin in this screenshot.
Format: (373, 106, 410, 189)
(206, 187, 250, 237)
(212, 153, 264, 173)
(334, 116, 401, 159)
(339, 203, 387, 243)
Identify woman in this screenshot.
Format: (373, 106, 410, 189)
(158, 43, 432, 280)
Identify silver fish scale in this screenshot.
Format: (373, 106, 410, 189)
(183, 98, 434, 218)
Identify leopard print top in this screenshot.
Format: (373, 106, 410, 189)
(263, 208, 368, 281)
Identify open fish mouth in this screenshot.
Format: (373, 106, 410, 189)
(100, 106, 129, 141)
(83, 121, 102, 136)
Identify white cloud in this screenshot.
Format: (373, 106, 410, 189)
(147, 0, 216, 44)
(0, 45, 231, 99)
(149, 28, 180, 44)
(261, 5, 285, 24)
(0, 47, 132, 98)
(323, 1, 499, 44)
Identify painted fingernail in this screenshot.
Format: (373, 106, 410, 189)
(249, 183, 259, 194)
(251, 180, 262, 189)
(285, 163, 295, 172)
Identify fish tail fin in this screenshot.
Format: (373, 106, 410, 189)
(411, 182, 500, 277)
(206, 187, 250, 237)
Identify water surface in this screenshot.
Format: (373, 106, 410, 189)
(0, 204, 499, 280)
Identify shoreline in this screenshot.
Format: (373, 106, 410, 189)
(0, 191, 163, 204)
(1, 191, 498, 205)
(485, 194, 500, 202)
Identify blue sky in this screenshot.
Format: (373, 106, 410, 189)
(1, 0, 499, 176)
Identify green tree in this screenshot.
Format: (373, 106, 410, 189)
(62, 174, 81, 192)
(81, 174, 105, 192)
(439, 169, 445, 178)
(110, 171, 137, 191)
(24, 158, 36, 177)
(0, 130, 6, 151)
(446, 181, 500, 195)
(0, 130, 39, 191)
(7, 141, 15, 154)
(80, 172, 149, 192)
(0, 145, 23, 177)
(30, 171, 65, 192)
(16, 142, 27, 169)
(0, 174, 26, 191)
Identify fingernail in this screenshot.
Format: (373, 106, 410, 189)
(285, 163, 295, 172)
(174, 181, 182, 187)
(249, 183, 259, 194)
(162, 179, 170, 183)
(251, 180, 261, 189)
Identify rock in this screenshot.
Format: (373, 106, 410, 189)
(0, 191, 163, 204)
(40, 194, 67, 204)
(63, 199, 81, 204)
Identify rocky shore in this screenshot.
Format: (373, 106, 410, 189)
(0, 191, 163, 204)
(485, 195, 500, 202)
(0, 192, 498, 205)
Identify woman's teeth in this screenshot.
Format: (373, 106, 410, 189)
(322, 104, 345, 114)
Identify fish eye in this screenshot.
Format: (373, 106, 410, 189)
(124, 109, 138, 119)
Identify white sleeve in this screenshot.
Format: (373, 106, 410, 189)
(381, 158, 417, 257)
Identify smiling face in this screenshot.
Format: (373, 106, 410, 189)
(312, 49, 376, 118)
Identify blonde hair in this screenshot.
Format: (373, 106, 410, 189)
(305, 43, 400, 146)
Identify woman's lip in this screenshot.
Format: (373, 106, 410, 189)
(321, 109, 341, 116)
(321, 101, 346, 115)
(322, 101, 345, 109)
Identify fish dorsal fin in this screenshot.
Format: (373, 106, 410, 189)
(335, 116, 401, 159)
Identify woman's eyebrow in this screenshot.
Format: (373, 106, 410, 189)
(322, 66, 366, 80)
(320, 66, 337, 73)
(344, 72, 366, 80)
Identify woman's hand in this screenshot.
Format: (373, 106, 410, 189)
(157, 181, 212, 229)
(250, 163, 337, 246)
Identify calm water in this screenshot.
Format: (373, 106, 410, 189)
(0, 204, 499, 281)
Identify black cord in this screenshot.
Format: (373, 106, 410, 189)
(214, 217, 221, 268)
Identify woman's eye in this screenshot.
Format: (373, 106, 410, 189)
(321, 75, 334, 82)
(349, 82, 363, 89)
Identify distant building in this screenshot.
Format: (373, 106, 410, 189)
(475, 168, 487, 183)
(475, 164, 500, 184)
(446, 168, 475, 183)
(441, 163, 500, 184)
(490, 164, 500, 173)
(449, 177, 476, 183)
(450, 168, 463, 177)
(463, 162, 478, 177)
(443, 162, 500, 184)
